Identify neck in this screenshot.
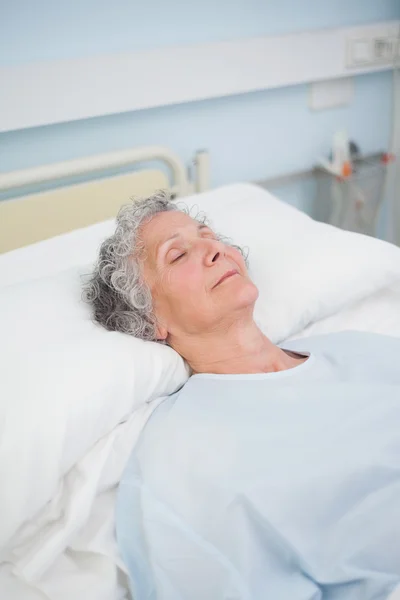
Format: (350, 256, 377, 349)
(170, 317, 305, 375)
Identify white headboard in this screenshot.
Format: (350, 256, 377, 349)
(0, 145, 190, 253)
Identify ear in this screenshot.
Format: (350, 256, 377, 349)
(156, 322, 168, 341)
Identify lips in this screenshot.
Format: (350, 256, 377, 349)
(213, 269, 238, 288)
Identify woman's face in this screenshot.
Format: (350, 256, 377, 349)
(139, 210, 258, 341)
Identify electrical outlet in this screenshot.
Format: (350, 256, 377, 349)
(346, 24, 399, 69)
(372, 37, 397, 62)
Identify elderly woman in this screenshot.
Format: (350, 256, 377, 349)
(86, 192, 400, 600)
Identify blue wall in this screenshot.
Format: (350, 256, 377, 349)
(1, 0, 399, 64)
(1, 0, 399, 202)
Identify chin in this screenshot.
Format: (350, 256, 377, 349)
(231, 278, 259, 309)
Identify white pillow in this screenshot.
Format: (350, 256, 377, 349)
(3, 183, 400, 343)
(185, 184, 400, 342)
(0, 267, 189, 551)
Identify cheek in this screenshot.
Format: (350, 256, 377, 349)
(235, 250, 248, 273)
(164, 263, 205, 295)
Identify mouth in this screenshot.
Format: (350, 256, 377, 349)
(213, 269, 239, 288)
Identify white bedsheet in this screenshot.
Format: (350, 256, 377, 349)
(1, 280, 400, 600)
(0, 404, 158, 600)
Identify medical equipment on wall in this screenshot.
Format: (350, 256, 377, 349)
(316, 24, 400, 243)
(316, 134, 393, 238)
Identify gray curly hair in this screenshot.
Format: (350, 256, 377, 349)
(83, 190, 247, 342)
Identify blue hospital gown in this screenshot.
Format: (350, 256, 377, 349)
(116, 332, 400, 600)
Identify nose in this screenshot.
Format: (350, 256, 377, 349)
(202, 238, 225, 267)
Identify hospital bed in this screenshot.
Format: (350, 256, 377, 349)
(1, 145, 400, 600)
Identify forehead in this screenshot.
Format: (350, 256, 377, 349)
(140, 210, 206, 248)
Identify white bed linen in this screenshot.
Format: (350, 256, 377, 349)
(1, 281, 400, 600)
(0, 402, 159, 600)
(2, 182, 400, 600)
(0, 268, 189, 553)
(287, 280, 400, 341)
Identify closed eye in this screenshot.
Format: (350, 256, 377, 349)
(171, 252, 186, 263)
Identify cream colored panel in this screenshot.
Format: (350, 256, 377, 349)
(0, 169, 169, 253)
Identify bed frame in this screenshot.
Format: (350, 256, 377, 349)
(0, 146, 192, 253)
